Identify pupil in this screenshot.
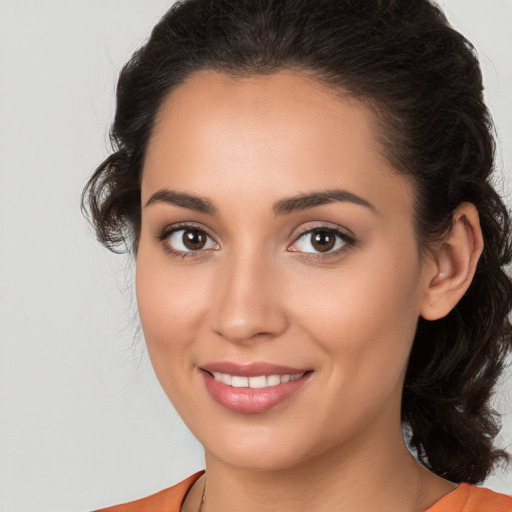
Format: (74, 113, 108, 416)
(183, 230, 206, 250)
(312, 231, 335, 252)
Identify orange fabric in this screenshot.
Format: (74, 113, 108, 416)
(427, 483, 512, 512)
(96, 471, 204, 512)
(97, 472, 512, 512)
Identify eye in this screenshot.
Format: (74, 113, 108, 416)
(161, 225, 219, 257)
(288, 226, 354, 257)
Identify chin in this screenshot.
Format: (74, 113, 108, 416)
(210, 444, 311, 473)
(198, 421, 331, 473)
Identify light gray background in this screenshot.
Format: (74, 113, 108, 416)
(0, 1, 510, 511)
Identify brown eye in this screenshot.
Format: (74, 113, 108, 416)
(288, 226, 352, 256)
(311, 230, 336, 252)
(165, 227, 219, 254)
(182, 229, 207, 250)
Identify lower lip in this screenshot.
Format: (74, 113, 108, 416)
(201, 372, 311, 414)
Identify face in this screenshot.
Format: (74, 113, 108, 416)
(136, 70, 433, 471)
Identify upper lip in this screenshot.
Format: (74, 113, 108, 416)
(200, 361, 310, 377)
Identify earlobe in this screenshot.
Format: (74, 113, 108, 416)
(420, 202, 484, 321)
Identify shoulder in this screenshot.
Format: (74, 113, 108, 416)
(427, 483, 512, 512)
(94, 471, 204, 512)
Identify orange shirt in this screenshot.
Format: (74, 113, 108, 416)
(97, 471, 512, 512)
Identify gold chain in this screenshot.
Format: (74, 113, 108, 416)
(198, 477, 206, 512)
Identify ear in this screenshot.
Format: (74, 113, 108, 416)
(420, 202, 484, 321)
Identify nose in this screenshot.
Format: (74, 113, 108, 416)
(210, 249, 289, 344)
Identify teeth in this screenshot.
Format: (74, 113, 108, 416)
(267, 375, 281, 386)
(231, 376, 249, 388)
(248, 375, 267, 389)
(221, 373, 232, 386)
(211, 372, 305, 388)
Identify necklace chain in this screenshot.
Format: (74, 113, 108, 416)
(198, 478, 206, 512)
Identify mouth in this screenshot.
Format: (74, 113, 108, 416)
(199, 362, 313, 414)
(207, 371, 306, 388)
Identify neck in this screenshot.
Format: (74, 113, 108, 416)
(198, 427, 454, 512)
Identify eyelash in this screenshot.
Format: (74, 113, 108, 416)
(292, 224, 356, 260)
(157, 222, 357, 261)
(157, 223, 218, 260)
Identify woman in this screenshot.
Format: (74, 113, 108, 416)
(83, 0, 512, 510)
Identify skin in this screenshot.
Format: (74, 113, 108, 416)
(136, 70, 483, 512)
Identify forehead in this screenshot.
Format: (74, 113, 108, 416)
(147, 69, 378, 169)
(142, 69, 414, 219)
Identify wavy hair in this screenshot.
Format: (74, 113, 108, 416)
(82, 0, 512, 483)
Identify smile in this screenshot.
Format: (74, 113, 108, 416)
(200, 363, 312, 414)
(211, 372, 305, 388)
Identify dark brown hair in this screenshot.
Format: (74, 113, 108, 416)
(82, 0, 512, 483)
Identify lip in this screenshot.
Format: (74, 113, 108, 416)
(199, 361, 313, 414)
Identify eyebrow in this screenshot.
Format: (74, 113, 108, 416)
(273, 189, 375, 216)
(146, 189, 216, 214)
(145, 188, 376, 216)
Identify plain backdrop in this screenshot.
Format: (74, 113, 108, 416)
(0, 1, 511, 511)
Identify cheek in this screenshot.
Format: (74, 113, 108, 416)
(288, 246, 422, 393)
(135, 247, 207, 370)
(134, 253, 214, 421)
